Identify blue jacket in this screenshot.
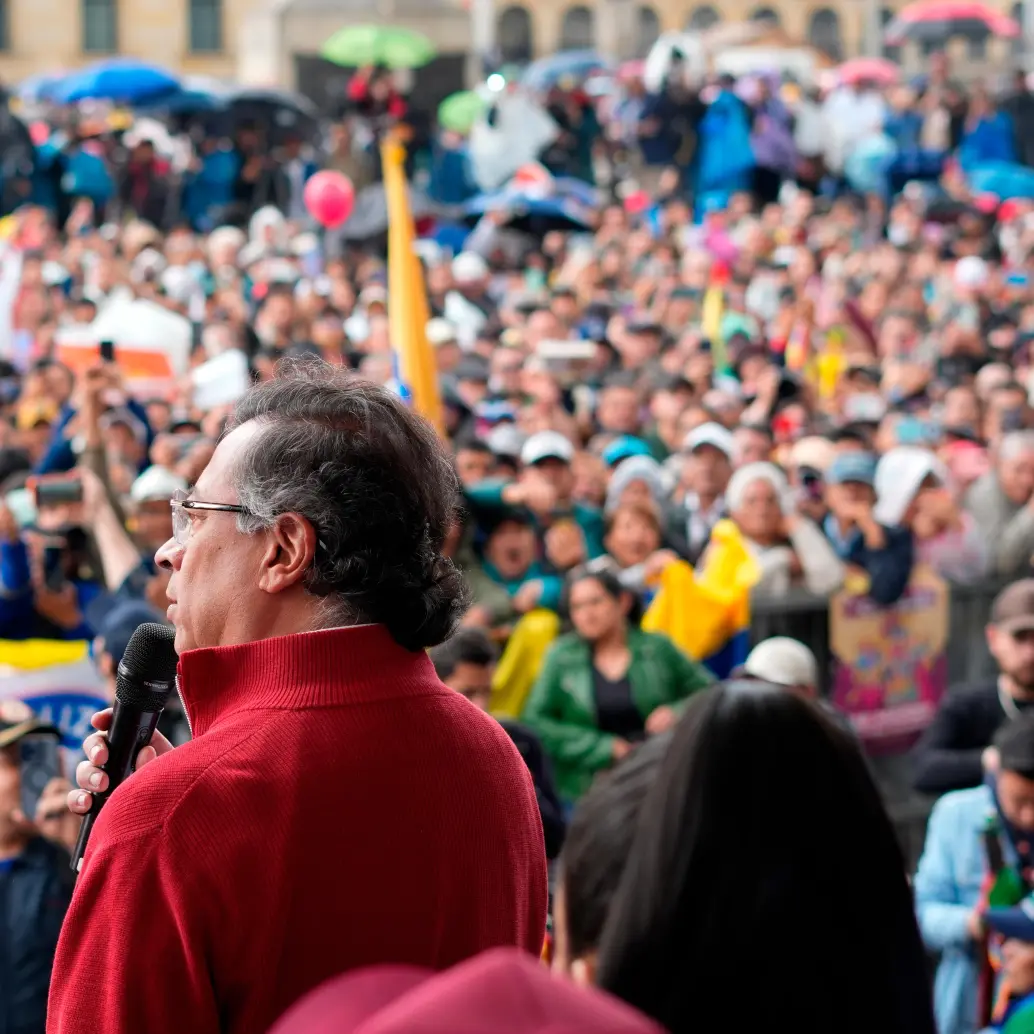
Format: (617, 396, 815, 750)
(0, 837, 74, 1034)
(915, 784, 1009, 1034)
(0, 540, 102, 641)
(34, 398, 153, 476)
(824, 515, 914, 606)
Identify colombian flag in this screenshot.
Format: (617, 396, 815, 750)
(0, 639, 108, 751)
(642, 520, 759, 678)
(381, 133, 444, 436)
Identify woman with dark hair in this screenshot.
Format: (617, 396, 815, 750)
(522, 566, 712, 802)
(553, 733, 670, 983)
(595, 682, 937, 1034)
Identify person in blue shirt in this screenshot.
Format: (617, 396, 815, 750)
(0, 502, 102, 641)
(0, 701, 75, 1034)
(823, 451, 914, 606)
(915, 716, 1034, 1034)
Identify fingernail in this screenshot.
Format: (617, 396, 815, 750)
(89, 772, 103, 789)
(89, 744, 102, 762)
(76, 792, 89, 808)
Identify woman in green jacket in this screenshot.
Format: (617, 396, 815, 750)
(522, 567, 713, 802)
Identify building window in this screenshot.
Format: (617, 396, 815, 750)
(808, 8, 842, 60)
(881, 8, 900, 60)
(687, 5, 720, 31)
(189, 0, 223, 53)
(636, 5, 660, 57)
(750, 6, 781, 28)
(498, 5, 533, 62)
(560, 6, 595, 49)
(82, 0, 117, 53)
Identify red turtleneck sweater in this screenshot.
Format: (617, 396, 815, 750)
(47, 625, 547, 1034)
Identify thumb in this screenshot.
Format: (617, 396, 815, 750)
(135, 746, 158, 771)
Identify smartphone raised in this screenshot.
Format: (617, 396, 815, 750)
(30, 476, 82, 508)
(99, 339, 115, 363)
(42, 544, 65, 592)
(18, 732, 62, 822)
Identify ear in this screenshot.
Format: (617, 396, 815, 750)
(257, 513, 318, 595)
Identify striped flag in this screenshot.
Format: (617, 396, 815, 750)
(380, 133, 444, 436)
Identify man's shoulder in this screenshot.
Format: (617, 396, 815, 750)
(942, 681, 999, 709)
(91, 720, 271, 847)
(930, 783, 993, 825)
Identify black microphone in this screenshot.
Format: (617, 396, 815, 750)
(71, 622, 178, 873)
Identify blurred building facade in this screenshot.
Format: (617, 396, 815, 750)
(0, 0, 1022, 86)
(0, 0, 251, 82)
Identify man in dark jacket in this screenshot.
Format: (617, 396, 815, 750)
(431, 628, 565, 859)
(0, 702, 74, 1034)
(912, 579, 1034, 796)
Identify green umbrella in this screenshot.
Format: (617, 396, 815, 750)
(321, 25, 436, 69)
(437, 90, 486, 134)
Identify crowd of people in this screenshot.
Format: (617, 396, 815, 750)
(2, 38, 1034, 1034)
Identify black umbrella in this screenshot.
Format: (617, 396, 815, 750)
(222, 87, 322, 143)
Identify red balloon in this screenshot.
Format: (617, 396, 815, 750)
(303, 171, 355, 229)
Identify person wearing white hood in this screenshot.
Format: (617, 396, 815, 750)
(874, 446, 988, 585)
(725, 462, 845, 598)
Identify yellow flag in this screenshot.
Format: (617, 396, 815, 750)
(380, 134, 444, 435)
(701, 284, 726, 371)
(642, 520, 760, 664)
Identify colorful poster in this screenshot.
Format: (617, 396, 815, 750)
(0, 639, 109, 753)
(829, 565, 949, 751)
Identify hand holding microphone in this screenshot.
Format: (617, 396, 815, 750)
(69, 622, 178, 872)
(67, 712, 175, 810)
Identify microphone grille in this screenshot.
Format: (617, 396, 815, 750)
(115, 623, 178, 709)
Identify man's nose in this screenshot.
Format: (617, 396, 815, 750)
(155, 538, 184, 572)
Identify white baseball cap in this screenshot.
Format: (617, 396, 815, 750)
(130, 466, 188, 505)
(426, 318, 458, 347)
(520, 430, 575, 466)
(742, 637, 818, 689)
(452, 252, 489, 285)
(683, 421, 735, 459)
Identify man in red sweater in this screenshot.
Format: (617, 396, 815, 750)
(48, 364, 547, 1034)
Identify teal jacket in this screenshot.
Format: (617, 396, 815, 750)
(481, 560, 562, 612)
(521, 627, 714, 801)
(465, 480, 606, 559)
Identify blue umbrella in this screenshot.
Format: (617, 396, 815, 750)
(968, 161, 1034, 199)
(16, 72, 66, 105)
(463, 188, 596, 233)
(521, 50, 610, 92)
(53, 59, 179, 105)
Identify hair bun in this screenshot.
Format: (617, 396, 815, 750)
(381, 554, 471, 652)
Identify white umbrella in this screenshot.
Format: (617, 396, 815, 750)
(468, 93, 559, 193)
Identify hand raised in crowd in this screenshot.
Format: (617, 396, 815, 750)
(35, 777, 81, 852)
(32, 581, 80, 629)
(545, 521, 586, 572)
(611, 738, 633, 762)
(643, 549, 679, 584)
(0, 501, 18, 544)
(503, 476, 557, 517)
(645, 705, 677, 737)
(67, 708, 175, 816)
(512, 580, 545, 615)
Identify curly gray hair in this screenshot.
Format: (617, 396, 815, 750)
(225, 358, 469, 651)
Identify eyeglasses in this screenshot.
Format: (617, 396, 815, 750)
(169, 488, 330, 555)
(170, 488, 246, 547)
